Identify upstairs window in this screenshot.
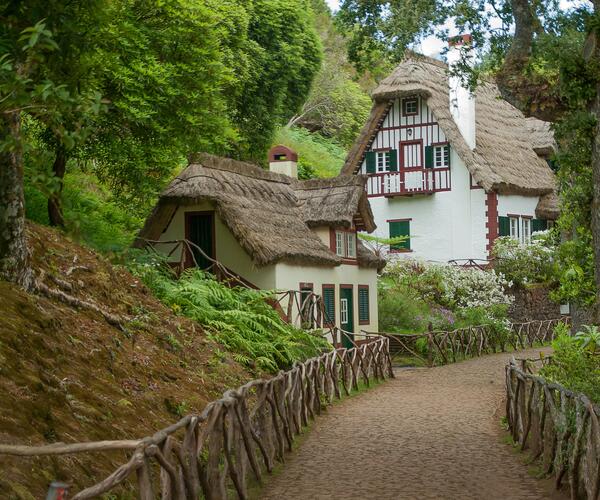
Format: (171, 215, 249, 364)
(389, 220, 411, 252)
(402, 97, 419, 116)
(425, 143, 450, 169)
(365, 150, 398, 174)
(334, 230, 357, 259)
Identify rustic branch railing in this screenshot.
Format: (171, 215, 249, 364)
(381, 317, 569, 366)
(506, 358, 600, 499)
(0, 336, 394, 499)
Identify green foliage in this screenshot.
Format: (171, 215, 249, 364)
(274, 127, 346, 178)
(492, 233, 558, 287)
(540, 327, 600, 403)
(25, 168, 142, 253)
(127, 253, 330, 373)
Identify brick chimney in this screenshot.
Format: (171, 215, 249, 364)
(447, 34, 476, 150)
(268, 145, 298, 178)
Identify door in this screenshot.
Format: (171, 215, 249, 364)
(340, 286, 354, 348)
(186, 212, 215, 271)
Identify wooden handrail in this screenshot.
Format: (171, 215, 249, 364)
(0, 336, 394, 499)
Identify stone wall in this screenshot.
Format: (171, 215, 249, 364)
(508, 285, 562, 323)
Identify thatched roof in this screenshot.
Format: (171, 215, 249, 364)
(294, 176, 376, 233)
(135, 153, 381, 269)
(535, 192, 560, 220)
(525, 117, 556, 157)
(341, 53, 557, 196)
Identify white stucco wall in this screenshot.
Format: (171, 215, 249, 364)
(368, 153, 488, 262)
(497, 194, 539, 218)
(156, 201, 277, 290)
(274, 262, 379, 334)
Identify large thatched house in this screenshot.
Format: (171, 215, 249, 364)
(135, 146, 384, 339)
(341, 36, 559, 262)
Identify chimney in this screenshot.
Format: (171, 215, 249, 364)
(268, 145, 298, 178)
(447, 34, 476, 150)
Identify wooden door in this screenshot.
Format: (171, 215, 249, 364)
(340, 286, 354, 348)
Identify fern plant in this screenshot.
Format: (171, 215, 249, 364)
(127, 251, 330, 373)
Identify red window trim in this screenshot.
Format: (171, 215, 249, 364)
(399, 139, 424, 169)
(373, 147, 391, 152)
(506, 213, 521, 218)
(358, 284, 370, 325)
(402, 97, 419, 116)
(322, 284, 335, 327)
(389, 248, 414, 254)
(430, 141, 450, 147)
(329, 227, 358, 261)
(184, 210, 216, 269)
(299, 282, 314, 291)
(521, 215, 534, 220)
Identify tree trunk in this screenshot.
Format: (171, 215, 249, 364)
(47, 145, 66, 227)
(0, 111, 33, 289)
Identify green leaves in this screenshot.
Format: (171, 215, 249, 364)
(18, 20, 58, 52)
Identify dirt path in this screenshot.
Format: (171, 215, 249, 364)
(259, 348, 561, 500)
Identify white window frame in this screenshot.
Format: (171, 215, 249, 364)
(346, 233, 356, 258)
(433, 145, 450, 168)
(522, 218, 532, 245)
(340, 298, 348, 324)
(335, 231, 344, 256)
(509, 217, 519, 240)
(376, 151, 391, 173)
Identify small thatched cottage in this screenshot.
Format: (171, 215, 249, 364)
(341, 36, 559, 262)
(135, 146, 384, 338)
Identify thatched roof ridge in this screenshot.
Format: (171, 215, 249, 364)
(524, 117, 556, 156)
(137, 153, 381, 268)
(535, 192, 560, 220)
(342, 53, 557, 196)
(293, 175, 376, 232)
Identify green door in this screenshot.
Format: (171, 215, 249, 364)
(186, 213, 215, 271)
(340, 286, 354, 348)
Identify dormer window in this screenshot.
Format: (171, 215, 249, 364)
(377, 151, 390, 172)
(433, 144, 450, 168)
(402, 97, 419, 116)
(365, 149, 398, 174)
(333, 229, 357, 259)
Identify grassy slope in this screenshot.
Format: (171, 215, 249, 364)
(0, 223, 250, 498)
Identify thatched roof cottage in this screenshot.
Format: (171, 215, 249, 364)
(136, 146, 384, 339)
(341, 36, 559, 262)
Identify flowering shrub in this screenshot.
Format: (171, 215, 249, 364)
(492, 232, 557, 286)
(383, 259, 513, 309)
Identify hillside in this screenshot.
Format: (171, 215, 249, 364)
(0, 223, 250, 498)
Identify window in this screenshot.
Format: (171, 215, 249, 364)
(322, 285, 335, 327)
(340, 298, 348, 324)
(403, 97, 419, 116)
(334, 230, 357, 259)
(358, 286, 370, 324)
(509, 217, 519, 240)
(335, 231, 344, 256)
(365, 150, 398, 174)
(522, 218, 531, 244)
(425, 144, 450, 169)
(346, 233, 356, 258)
(389, 220, 411, 251)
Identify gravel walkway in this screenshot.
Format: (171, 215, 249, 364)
(259, 348, 562, 500)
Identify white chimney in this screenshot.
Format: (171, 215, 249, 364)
(268, 145, 298, 178)
(447, 34, 476, 150)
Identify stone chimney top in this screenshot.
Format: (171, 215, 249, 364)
(268, 145, 298, 178)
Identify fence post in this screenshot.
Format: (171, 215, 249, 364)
(427, 322, 434, 367)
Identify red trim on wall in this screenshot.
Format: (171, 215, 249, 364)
(507, 213, 521, 218)
(485, 192, 498, 257)
(521, 215, 533, 219)
(380, 121, 439, 132)
(358, 284, 370, 325)
(386, 218, 413, 222)
(372, 147, 391, 152)
(322, 284, 335, 327)
(299, 282, 314, 291)
(430, 141, 449, 147)
(399, 139, 424, 169)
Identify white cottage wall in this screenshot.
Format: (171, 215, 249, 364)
(274, 263, 379, 333)
(156, 202, 277, 290)
(497, 194, 540, 218)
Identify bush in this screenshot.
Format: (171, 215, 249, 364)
(540, 324, 600, 403)
(492, 232, 557, 287)
(127, 251, 330, 373)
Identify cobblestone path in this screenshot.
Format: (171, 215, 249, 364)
(259, 348, 563, 500)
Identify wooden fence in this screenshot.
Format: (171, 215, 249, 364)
(506, 358, 600, 499)
(383, 317, 568, 366)
(0, 336, 393, 499)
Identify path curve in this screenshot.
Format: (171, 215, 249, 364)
(259, 348, 562, 500)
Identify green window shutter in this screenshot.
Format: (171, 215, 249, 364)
(365, 151, 376, 174)
(498, 216, 510, 236)
(424, 145, 433, 168)
(389, 220, 411, 250)
(323, 287, 335, 326)
(388, 150, 398, 171)
(358, 288, 370, 323)
(532, 219, 547, 233)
